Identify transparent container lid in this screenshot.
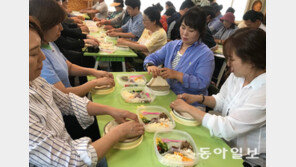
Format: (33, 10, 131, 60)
(153, 130, 199, 167)
(137, 105, 175, 133)
(116, 74, 147, 87)
(121, 86, 156, 103)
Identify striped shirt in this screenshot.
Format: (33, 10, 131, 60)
(171, 51, 182, 70)
(29, 77, 98, 167)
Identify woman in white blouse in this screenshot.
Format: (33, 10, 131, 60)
(29, 16, 144, 167)
(170, 28, 266, 155)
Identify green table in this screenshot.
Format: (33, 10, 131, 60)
(87, 72, 243, 167)
(84, 33, 137, 71)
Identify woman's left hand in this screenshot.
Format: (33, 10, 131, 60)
(92, 70, 114, 79)
(160, 68, 177, 79)
(170, 99, 192, 113)
(117, 38, 128, 45)
(110, 109, 139, 123)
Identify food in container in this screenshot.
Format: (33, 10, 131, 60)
(116, 74, 147, 87)
(146, 76, 170, 96)
(137, 106, 175, 132)
(121, 86, 155, 103)
(154, 130, 199, 167)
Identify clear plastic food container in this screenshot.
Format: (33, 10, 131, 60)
(170, 109, 201, 126)
(103, 120, 143, 150)
(116, 74, 147, 87)
(121, 86, 156, 103)
(153, 130, 199, 167)
(137, 105, 175, 133)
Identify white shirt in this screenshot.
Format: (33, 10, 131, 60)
(29, 77, 98, 166)
(259, 23, 266, 32)
(202, 73, 266, 155)
(92, 1, 108, 19)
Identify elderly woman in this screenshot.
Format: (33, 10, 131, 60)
(117, 6, 167, 56)
(214, 12, 238, 45)
(144, 7, 215, 109)
(170, 28, 266, 155)
(29, 16, 144, 166)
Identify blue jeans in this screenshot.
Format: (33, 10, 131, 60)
(96, 157, 108, 167)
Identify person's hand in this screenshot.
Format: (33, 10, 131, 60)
(93, 77, 115, 88)
(170, 99, 193, 113)
(160, 68, 177, 79)
(92, 70, 114, 79)
(110, 108, 139, 123)
(111, 120, 145, 141)
(107, 31, 119, 37)
(117, 38, 128, 45)
(177, 93, 200, 104)
(96, 19, 107, 26)
(147, 66, 161, 78)
(80, 25, 90, 33)
(87, 35, 100, 45)
(84, 39, 99, 47)
(103, 25, 114, 30)
(93, 17, 101, 21)
(80, 9, 87, 13)
(72, 17, 83, 24)
(106, 29, 115, 34)
(76, 16, 85, 21)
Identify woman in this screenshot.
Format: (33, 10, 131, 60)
(144, 7, 215, 109)
(252, 0, 263, 12)
(165, 1, 175, 11)
(29, 0, 113, 98)
(170, 28, 266, 155)
(214, 12, 238, 45)
(117, 6, 167, 56)
(29, 16, 144, 166)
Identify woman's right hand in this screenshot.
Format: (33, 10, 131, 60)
(147, 66, 161, 78)
(177, 93, 200, 104)
(93, 77, 115, 87)
(84, 39, 99, 47)
(114, 121, 145, 141)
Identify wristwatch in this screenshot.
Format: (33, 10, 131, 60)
(145, 63, 154, 69)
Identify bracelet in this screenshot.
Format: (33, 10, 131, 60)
(201, 94, 205, 104)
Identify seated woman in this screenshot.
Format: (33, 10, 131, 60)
(144, 7, 215, 109)
(29, 16, 144, 166)
(214, 12, 238, 45)
(30, 0, 114, 142)
(30, 0, 113, 98)
(116, 6, 167, 56)
(170, 28, 266, 155)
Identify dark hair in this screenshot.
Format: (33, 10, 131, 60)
(226, 7, 235, 14)
(180, 6, 206, 37)
(252, 0, 262, 10)
(29, 0, 66, 32)
(243, 10, 263, 22)
(29, 16, 44, 41)
(114, 0, 124, 8)
(201, 6, 215, 19)
(223, 28, 266, 70)
(180, 0, 195, 11)
(144, 6, 162, 27)
(164, 7, 177, 16)
(211, 2, 223, 14)
(166, 1, 175, 10)
(125, 0, 141, 10)
(153, 3, 163, 13)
